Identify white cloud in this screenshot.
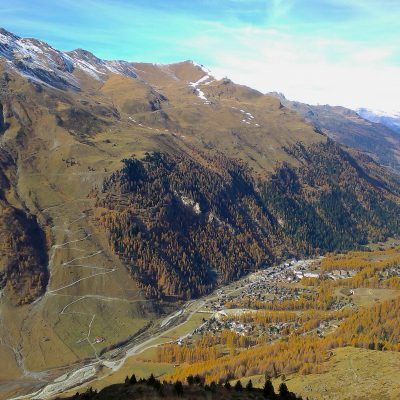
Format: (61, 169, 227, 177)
(187, 26, 400, 112)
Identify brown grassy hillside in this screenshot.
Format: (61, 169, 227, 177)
(0, 28, 399, 399)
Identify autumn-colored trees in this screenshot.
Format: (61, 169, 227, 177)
(321, 247, 400, 272)
(0, 201, 49, 305)
(160, 246, 400, 384)
(94, 142, 400, 300)
(166, 295, 400, 384)
(95, 151, 278, 299)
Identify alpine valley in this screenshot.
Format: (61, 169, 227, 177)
(0, 28, 399, 400)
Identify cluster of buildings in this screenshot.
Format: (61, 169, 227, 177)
(194, 317, 252, 337)
(203, 259, 317, 314)
(175, 252, 400, 348)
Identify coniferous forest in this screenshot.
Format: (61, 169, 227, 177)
(94, 141, 400, 300)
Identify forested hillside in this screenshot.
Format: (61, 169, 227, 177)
(0, 149, 48, 305)
(94, 151, 280, 299)
(94, 141, 400, 300)
(273, 94, 400, 172)
(263, 140, 400, 253)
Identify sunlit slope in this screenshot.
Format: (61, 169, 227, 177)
(0, 66, 156, 391)
(0, 29, 399, 399)
(125, 61, 324, 172)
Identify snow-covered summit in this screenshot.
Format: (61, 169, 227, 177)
(0, 27, 138, 89)
(357, 107, 400, 134)
(0, 28, 80, 88)
(0, 28, 217, 95)
(358, 107, 400, 119)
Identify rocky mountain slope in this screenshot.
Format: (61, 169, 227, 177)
(271, 93, 400, 172)
(0, 27, 399, 399)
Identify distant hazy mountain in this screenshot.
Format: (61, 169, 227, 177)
(269, 93, 400, 172)
(357, 108, 400, 134)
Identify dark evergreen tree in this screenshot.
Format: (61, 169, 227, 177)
(129, 373, 137, 385)
(147, 373, 156, 386)
(263, 379, 276, 399)
(279, 382, 290, 399)
(234, 380, 243, 392)
(173, 380, 184, 396)
(246, 379, 253, 391)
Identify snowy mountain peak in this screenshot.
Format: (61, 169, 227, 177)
(0, 27, 21, 43)
(0, 28, 220, 96)
(189, 60, 212, 75)
(357, 108, 400, 134)
(0, 27, 79, 89)
(68, 48, 102, 63)
(0, 27, 140, 89)
(357, 107, 400, 119)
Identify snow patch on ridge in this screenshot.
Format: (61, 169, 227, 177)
(236, 108, 260, 127)
(189, 75, 213, 105)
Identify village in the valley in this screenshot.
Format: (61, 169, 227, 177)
(174, 255, 397, 346)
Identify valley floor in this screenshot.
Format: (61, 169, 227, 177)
(4, 258, 315, 399)
(3, 242, 400, 400)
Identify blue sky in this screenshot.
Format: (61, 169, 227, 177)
(1, 0, 399, 111)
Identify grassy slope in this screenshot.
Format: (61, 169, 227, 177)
(231, 347, 400, 400)
(0, 55, 398, 399)
(276, 347, 400, 400)
(0, 66, 158, 391)
(1, 58, 314, 391)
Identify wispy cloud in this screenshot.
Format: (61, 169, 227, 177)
(183, 24, 400, 110)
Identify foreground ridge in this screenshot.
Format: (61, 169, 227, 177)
(61, 373, 302, 400)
